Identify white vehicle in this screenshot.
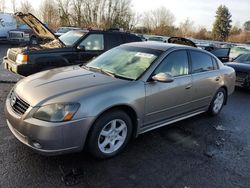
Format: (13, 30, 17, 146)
(0, 13, 17, 40)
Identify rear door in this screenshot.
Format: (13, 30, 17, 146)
(189, 50, 221, 109)
(105, 33, 124, 50)
(124, 33, 142, 43)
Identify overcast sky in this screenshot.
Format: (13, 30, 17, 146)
(4, 0, 250, 30)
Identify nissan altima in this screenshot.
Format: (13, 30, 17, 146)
(5, 42, 235, 158)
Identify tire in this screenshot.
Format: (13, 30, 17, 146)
(208, 88, 226, 116)
(87, 110, 133, 159)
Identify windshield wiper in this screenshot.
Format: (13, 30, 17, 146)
(83, 66, 134, 80)
(83, 66, 114, 77)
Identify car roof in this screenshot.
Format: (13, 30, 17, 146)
(122, 41, 197, 51)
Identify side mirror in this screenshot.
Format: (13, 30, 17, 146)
(152, 72, 174, 83)
(77, 45, 86, 51)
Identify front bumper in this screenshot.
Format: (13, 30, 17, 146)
(235, 74, 250, 89)
(5, 97, 95, 156)
(8, 38, 29, 43)
(3, 57, 34, 76)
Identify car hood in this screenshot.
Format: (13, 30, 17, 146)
(15, 66, 127, 107)
(168, 37, 197, 47)
(15, 12, 64, 46)
(225, 62, 250, 72)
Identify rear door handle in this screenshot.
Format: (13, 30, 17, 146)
(185, 85, 192, 89)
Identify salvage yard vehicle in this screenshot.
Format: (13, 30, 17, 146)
(225, 53, 250, 89)
(168, 37, 197, 47)
(0, 13, 17, 41)
(3, 12, 141, 76)
(167, 37, 231, 63)
(5, 42, 235, 158)
(8, 23, 40, 44)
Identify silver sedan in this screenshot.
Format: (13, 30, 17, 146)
(5, 42, 235, 158)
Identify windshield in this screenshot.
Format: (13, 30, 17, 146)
(59, 30, 87, 46)
(57, 27, 72, 33)
(86, 46, 161, 80)
(234, 53, 250, 64)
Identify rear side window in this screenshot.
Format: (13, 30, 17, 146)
(190, 51, 214, 73)
(105, 33, 123, 50)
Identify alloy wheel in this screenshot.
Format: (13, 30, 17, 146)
(98, 119, 127, 154)
(213, 91, 224, 113)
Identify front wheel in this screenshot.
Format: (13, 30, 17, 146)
(208, 88, 226, 116)
(87, 110, 132, 159)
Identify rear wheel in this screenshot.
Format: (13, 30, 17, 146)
(208, 88, 226, 116)
(87, 110, 132, 159)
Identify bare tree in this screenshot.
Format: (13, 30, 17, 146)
(142, 7, 175, 35)
(40, 0, 60, 28)
(19, 0, 34, 13)
(80, 0, 101, 27)
(178, 18, 195, 37)
(11, 0, 17, 13)
(57, 0, 71, 26)
(99, 0, 133, 29)
(71, 0, 84, 26)
(0, 0, 5, 12)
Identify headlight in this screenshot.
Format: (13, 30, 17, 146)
(16, 54, 28, 64)
(7, 49, 10, 57)
(33, 103, 80, 122)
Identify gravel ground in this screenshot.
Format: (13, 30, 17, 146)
(0, 45, 250, 188)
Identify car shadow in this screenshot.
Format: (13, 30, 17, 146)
(26, 112, 227, 186)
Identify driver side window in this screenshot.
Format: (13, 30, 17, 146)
(154, 50, 189, 77)
(79, 34, 104, 51)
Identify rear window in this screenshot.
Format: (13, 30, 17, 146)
(190, 51, 215, 73)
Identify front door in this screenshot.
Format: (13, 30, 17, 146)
(76, 33, 105, 64)
(144, 50, 193, 127)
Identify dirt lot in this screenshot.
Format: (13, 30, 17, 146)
(0, 44, 250, 188)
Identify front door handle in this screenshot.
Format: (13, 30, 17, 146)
(185, 85, 192, 89)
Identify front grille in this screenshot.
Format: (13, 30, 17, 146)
(9, 32, 23, 38)
(9, 91, 30, 115)
(7, 50, 17, 62)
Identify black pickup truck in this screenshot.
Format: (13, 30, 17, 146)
(3, 12, 141, 76)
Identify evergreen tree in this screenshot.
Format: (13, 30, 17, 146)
(212, 5, 232, 41)
(243, 21, 250, 32)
